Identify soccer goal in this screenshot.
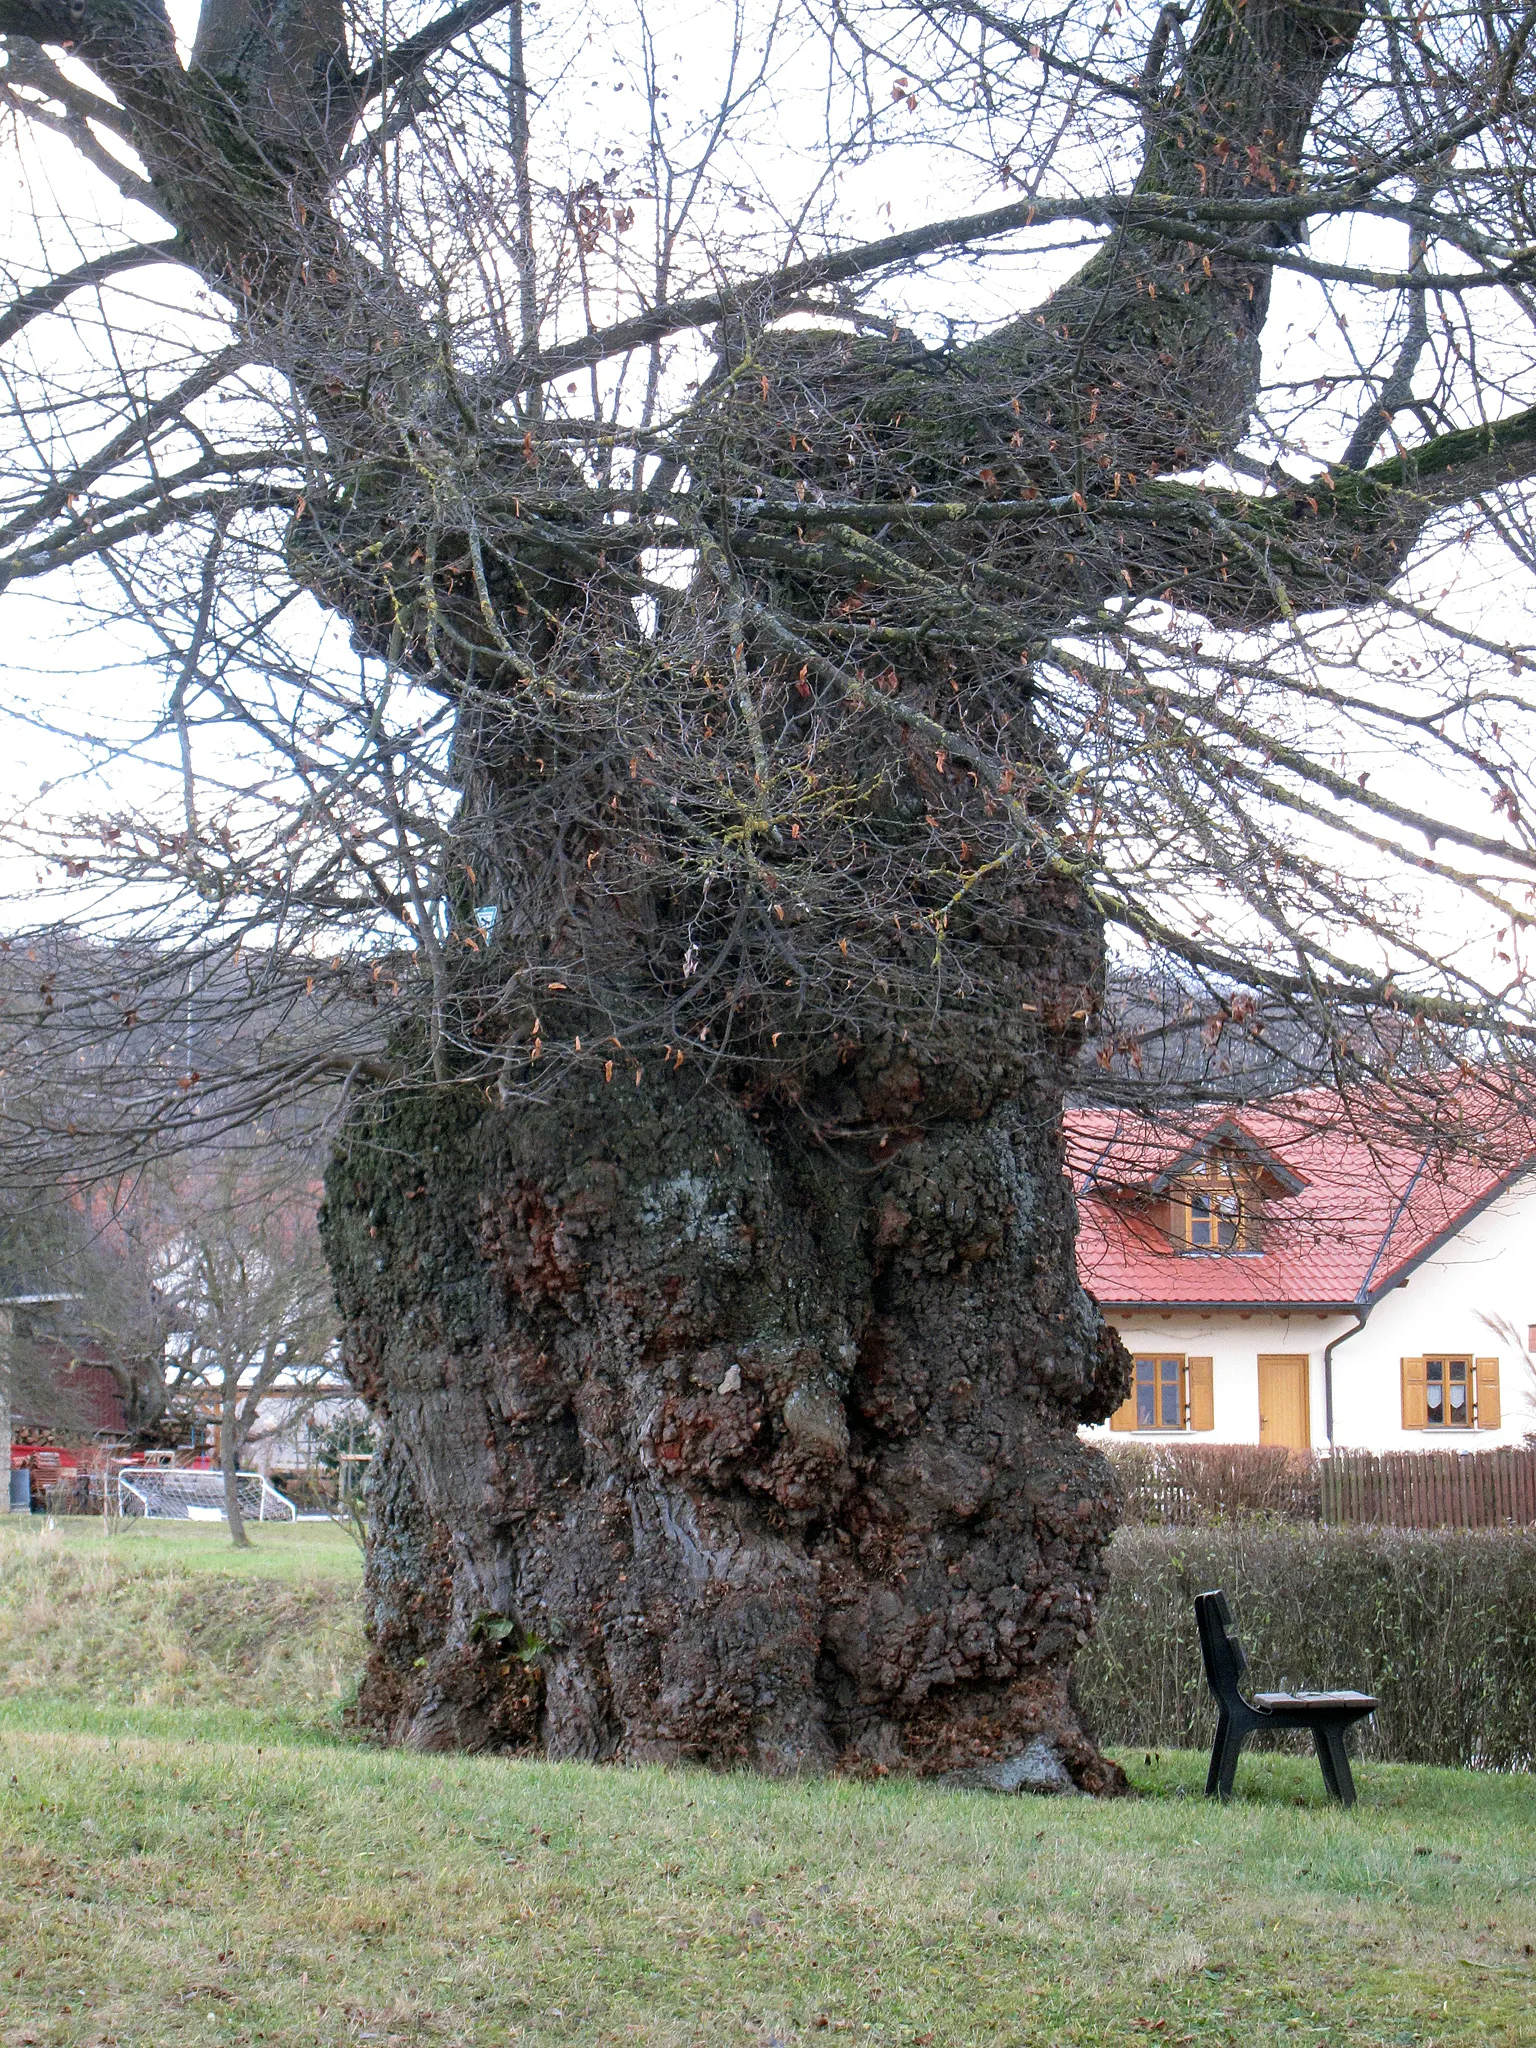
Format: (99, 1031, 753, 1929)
(116, 1466, 297, 1522)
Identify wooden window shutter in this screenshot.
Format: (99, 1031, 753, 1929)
(1186, 1356, 1215, 1431)
(1400, 1356, 1428, 1429)
(1108, 1390, 1137, 1431)
(1475, 1357, 1501, 1430)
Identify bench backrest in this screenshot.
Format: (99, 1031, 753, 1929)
(1194, 1588, 1249, 1710)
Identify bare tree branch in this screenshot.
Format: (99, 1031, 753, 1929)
(0, 237, 181, 350)
(348, 0, 516, 109)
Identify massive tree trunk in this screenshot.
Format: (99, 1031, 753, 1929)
(322, 878, 1129, 1784)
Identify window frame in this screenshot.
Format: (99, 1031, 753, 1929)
(1172, 1155, 1257, 1253)
(1134, 1351, 1188, 1431)
(1400, 1354, 1501, 1431)
(1424, 1354, 1472, 1430)
(1109, 1353, 1215, 1433)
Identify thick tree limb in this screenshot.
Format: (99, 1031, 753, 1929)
(0, 74, 164, 214)
(347, 0, 514, 109)
(0, 237, 180, 349)
(0, 34, 137, 141)
(1039, 402, 1536, 625)
(720, 393, 1536, 639)
(1209, 401, 1536, 611)
(501, 191, 1526, 394)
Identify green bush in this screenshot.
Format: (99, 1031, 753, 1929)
(1077, 1524, 1536, 1771)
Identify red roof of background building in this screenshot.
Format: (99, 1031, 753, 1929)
(1067, 1088, 1536, 1309)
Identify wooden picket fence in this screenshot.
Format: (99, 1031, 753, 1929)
(1108, 1441, 1536, 1530)
(1318, 1447, 1536, 1529)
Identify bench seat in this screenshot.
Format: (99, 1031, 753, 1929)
(1196, 1590, 1378, 1805)
(1252, 1690, 1378, 1712)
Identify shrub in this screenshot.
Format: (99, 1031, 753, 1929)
(1105, 1442, 1321, 1524)
(1077, 1524, 1536, 1771)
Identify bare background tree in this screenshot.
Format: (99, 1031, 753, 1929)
(1, 1176, 197, 1445)
(150, 1156, 338, 1542)
(3, 0, 1536, 1783)
(1, 1135, 337, 1532)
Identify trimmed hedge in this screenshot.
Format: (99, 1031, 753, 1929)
(1077, 1524, 1536, 1771)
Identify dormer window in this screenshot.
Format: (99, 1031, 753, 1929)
(1189, 1185, 1240, 1250)
(1174, 1155, 1256, 1252)
(1085, 1117, 1302, 1259)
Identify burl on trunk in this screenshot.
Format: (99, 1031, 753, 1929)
(323, 885, 1129, 1794)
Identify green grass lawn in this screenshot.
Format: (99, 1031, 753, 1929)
(1, 1520, 1531, 2048)
(0, 1518, 364, 1747)
(4, 1515, 362, 1584)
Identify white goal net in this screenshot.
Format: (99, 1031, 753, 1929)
(117, 1466, 297, 1522)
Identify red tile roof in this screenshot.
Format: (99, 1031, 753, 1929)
(1067, 1089, 1536, 1309)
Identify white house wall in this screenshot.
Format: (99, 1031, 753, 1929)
(1080, 1308, 1348, 1449)
(1334, 1173, 1536, 1451)
(246, 1394, 367, 1475)
(1079, 1172, 1536, 1452)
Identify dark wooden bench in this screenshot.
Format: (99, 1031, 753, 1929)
(1194, 1589, 1378, 1807)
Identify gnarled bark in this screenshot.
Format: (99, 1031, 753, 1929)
(309, 0, 1361, 1792)
(324, 879, 1129, 1787)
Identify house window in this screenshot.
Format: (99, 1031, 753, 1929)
(1174, 1158, 1254, 1251)
(1137, 1354, 1185, 1429)
(1109, 1354, 1215, 1433)
(1190, 1187, 1241, 1249)
(1425, 1356, 1469, 1428)
(1400, 1356, 1501, 1431)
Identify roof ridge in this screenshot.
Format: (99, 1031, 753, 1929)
(1354, 1142, 1432, 1304)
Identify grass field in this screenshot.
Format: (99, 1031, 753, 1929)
(0, 1519, 364, 1746)
(2, 1515, 361, 1584)
(1, 1520, 1532, 2048)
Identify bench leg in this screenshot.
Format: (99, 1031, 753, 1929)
(1313, 1725, 1357, 1808)
(1206, 1712, 1245, 1800)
